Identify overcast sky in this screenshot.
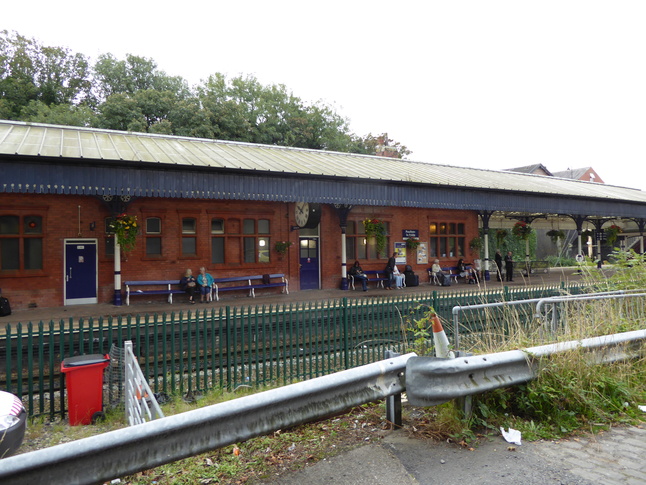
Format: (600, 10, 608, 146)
(4, 1, 646, 190)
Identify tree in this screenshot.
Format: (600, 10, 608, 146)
(1, 31, 411, 158)
(0, 30, 94, 117)
(20, 100, 97, 126)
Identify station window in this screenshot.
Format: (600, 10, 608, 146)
(211, 218, 225, 264)
(145, 217, 162, 256)
(243, 218, 270, 263)
(182, 217, 197, 256)
(345, 219, 390, 261)
(0, 215, 43, 271)
(429, 221, 465, 258)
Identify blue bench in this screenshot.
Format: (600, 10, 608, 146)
(428, 266, 477, 285)
(349, 270, 390, 289)
(213, 273, 289, 301)
(124, 280, 185, 306)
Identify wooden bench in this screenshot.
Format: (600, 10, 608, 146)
(124, 280, 185, 306)
(213, 273, 288, 301)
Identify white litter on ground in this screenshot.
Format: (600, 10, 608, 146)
(500, 427, 522, 445)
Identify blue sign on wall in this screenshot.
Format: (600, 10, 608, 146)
(402, 229, 419, 239)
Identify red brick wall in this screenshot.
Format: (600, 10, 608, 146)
(0, 194, 479, 309)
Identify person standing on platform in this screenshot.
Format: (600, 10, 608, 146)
(495, 250, 503, 281)
(504, 251, 514, 282)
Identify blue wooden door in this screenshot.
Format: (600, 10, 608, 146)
(64, 240, 98, 305)
(299, 237, 320, 290)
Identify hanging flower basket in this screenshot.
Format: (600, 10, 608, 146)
(581, 229, 594, 241)
(405, 237, 421, 251)
(495, 229, 508, 246)
(469, 237, 483, 253)
(274, 240, 293, 255)
(605, 224, 623, 246)
(108, 213, 139, 253)
(363, 218, 387, 256)
(546, 229, 565, 245)
(512, 221, 532, 240)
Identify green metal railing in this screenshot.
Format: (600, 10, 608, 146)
(1, 283, 582, 419)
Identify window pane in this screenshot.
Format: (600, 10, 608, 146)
(146, 217, 161, 234)
(1, 238, 19, 270)
(212, 237, 224, 264)
(429, 238, 438, 258)
(243, 237, 255, 262)
(457, 237, 465, 257)
(457, 223, 465, 234)
(358, 236, 367, 259)
(24, 238, 43, 269)
(105, 217, 115, 234)
(243, 219, 255, 234)
(105, 237, 114, 256)
(182, 218, 196, 234)
(258, 237, 269, 262)
(346, 238, 355, 260)
(429, 222, 437, 235)
(449, 223, 456, 234)
(0, 216, 19, 235)
(182, 236, 196, 255)
(24, 216, 42, 234)
(448, 237, 456, 257)
(440, 237, 447, 257)
(258, 219, 270, 234)
(146, 237, 162, 255)
(211, 219, 224, 234)
(346, 221, 356, 235)
(368, 237, 377, 259)
(439, 223, 447, 235)
(358, 221, 366, 235)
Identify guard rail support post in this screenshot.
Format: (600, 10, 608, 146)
(453, 350, 473, 419)
(385, 350, 402, 428)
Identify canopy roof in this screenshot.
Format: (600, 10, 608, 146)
(1, 120, 644, 219)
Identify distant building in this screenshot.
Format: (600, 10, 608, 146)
(505, 164, 554, 177)
(552, 167, 604, 184)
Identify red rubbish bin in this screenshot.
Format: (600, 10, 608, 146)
(61, 354, 110, 426)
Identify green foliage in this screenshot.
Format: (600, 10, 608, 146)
(460, 255, 646, 442)
(512, 221, 532, 240)
(406, 237, 421, 250)
(489, 228, 536, 260)
(1, 30, 409, 157)
(470, 356, 646, 440)
(363, 218, 387, 256)
(546, 229, 565, 245)
(546, 255, 577, 267)
(403, 304, 439, 356)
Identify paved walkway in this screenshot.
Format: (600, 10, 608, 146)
(263, 424, 646, 485)
(1, 267, 586, 326)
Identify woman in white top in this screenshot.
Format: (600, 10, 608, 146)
(392, 265, 405, 288)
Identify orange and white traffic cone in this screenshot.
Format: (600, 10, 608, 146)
(431, 314, 454, 358)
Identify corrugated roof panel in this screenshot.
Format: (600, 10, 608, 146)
(1, 120, 645, 206)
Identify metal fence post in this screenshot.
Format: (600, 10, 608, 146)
(384, 350, 402, 428)
(343, 297, 350, 370)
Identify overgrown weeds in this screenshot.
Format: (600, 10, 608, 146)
(408, 251, 646, 444)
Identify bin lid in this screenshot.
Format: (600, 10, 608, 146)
(62, 354, 110, 367)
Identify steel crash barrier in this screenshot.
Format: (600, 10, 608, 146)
(406, 329, 646, 406)
(0, 353, 414, 485)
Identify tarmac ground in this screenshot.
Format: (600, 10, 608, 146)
(261, 424, 646, 485)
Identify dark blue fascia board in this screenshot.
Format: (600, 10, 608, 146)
(1, 160, 645, 219)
